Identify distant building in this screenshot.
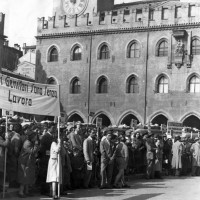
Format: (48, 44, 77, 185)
(36, 0, 200, 129)
(15, 44, 36, 80)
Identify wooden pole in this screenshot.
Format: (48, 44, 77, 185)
(3, 116, 8, 198)
(57, 115, 60, 198)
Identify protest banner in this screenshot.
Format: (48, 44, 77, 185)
(0, 73, 60, 116)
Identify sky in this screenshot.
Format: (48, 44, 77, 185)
(0, 0, 53, 47)
(0, 0, 195, 48)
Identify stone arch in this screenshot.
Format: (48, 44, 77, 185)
(118, 110, 143, 126)
(92, 110, 114, 127)
(126, 39, 141, 58)
(154, 73, 170, 93)
(148, 110, 172, 125)
(185, 72, 200, 92)
(47, 76, 59, 85)
(67, 110, 87, 123)
(180, 112, 200, 129)
(155, 37, 169, 57)
(125, 73, 139, 93)
(70, 42, 83, 61)
(97, 41, 111, 60)
(46, 44, 60, 62)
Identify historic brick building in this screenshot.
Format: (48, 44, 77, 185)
(36, 0, 200, 129)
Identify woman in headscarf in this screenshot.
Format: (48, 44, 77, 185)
(18, 130, 39, 198)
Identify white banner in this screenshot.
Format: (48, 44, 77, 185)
(0, 73, 60, 116)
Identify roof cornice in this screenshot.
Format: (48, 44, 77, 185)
(36, 22, 200, 39)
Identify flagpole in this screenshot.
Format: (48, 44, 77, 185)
(57, 84, 61, 199)
(3, 116, 8, 199)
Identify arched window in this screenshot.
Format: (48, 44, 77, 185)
(192, 38, 200, 55)
(99, 45, 110, 60)
(157, 40, 168, 57)
(126, 76, 138, 93)
(128, 41, 140, 58)
(49, 47, 58, 62)
(72, 46, 82, 60)
(97, 77, 108, 93)
(71, 78, 81, 94)
(189, 76, 200, 93)
(157, 76, 168, 93)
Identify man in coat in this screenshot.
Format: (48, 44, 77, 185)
(83, 128, 96, 188)
(171, 135, 183, 176)
(100, 131, 114, 189)
(190, 137, 200, 176)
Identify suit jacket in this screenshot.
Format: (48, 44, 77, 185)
(83, 136, 94, 163)
(100, 138, 112, 163)
(69, 131, 83, 151)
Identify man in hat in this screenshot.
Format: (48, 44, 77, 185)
(171, 135, 183, 176)
(100, 131, 114, 189)
(190, 137, 200, 176)
(145, 133, 156, 179)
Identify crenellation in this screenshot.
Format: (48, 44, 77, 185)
(36, 2, 200, 36)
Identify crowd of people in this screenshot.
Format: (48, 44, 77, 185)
(0, 117, 200, 199)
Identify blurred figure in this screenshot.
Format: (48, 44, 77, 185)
(7, 123, 22, 188)
(171, 135, 183, 176)
(18, 130, 39, 197)
(69, 124, 84, 189)
(132, 132, 146, 173)
(190, 137, 200, 176)
(163, 136, 172, 176)
(145, 133, 156, 179)
(37, 124, 53, 196)
(0, 126, 10, 192)
(154, 136, 163, 179)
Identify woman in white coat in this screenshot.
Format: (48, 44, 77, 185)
(46, 136, 62, 199)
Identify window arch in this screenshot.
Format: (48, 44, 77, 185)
(48, 47, 58, 62)
(126, 75, 139, 93)
(72, 45, 82, 61)
(98, 43, 110, 60)
(188, 75, 200, 93)
(70, 77, 81, 94)
(192, 38, 200, 55)
(127, 41, 140, 58)
(157, 76, 169, 93)
(96, 76, 108, 93)
(156, 39, 168, 57)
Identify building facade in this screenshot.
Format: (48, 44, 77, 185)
(36, 0, 200, 128)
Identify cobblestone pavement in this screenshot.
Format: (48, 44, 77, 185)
(2, 176, 200, 200)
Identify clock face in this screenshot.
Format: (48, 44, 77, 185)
(63, 0, 89, 18)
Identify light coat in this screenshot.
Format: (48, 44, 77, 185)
(83, 136, 94, 163)
(190, 142, 200, 167)
(171, 140, 183, 169)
